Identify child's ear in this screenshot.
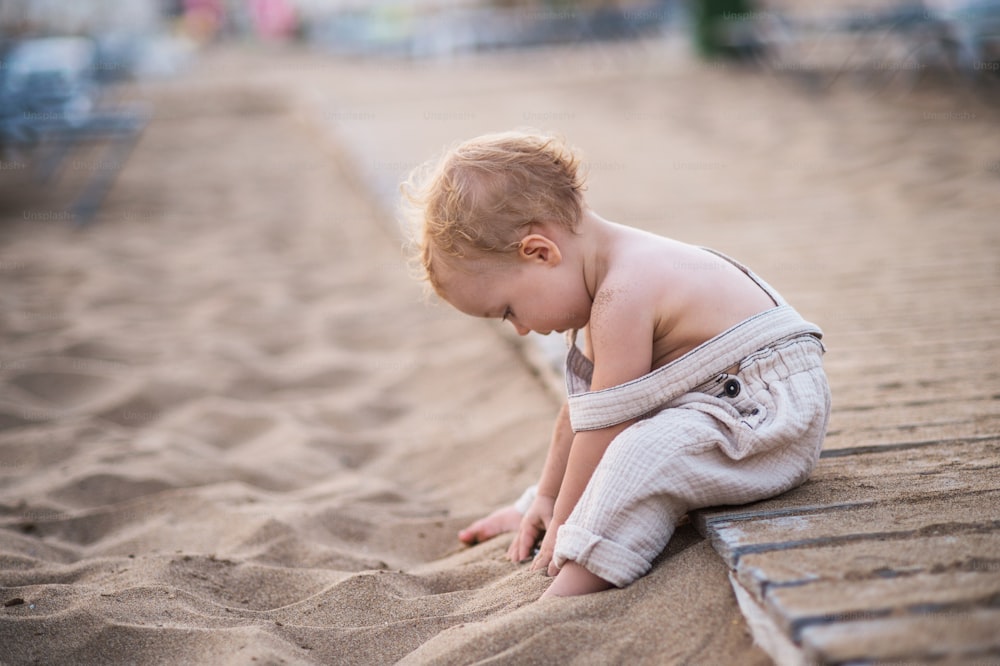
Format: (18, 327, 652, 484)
(518, 234, 562, 266)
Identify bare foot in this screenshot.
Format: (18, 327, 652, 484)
(541, 562, 614, 598)
(458, 505, 522, 545)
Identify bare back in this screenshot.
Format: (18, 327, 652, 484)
(588, 224, 778, 373)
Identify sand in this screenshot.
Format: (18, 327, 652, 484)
(0, 45, 768, 665)
(2, 32, 996, 664)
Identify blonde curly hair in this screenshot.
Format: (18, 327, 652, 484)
(401, 130, 587, 293)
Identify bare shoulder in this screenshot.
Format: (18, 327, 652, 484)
(583, 222, 777, 383)
(595, 230, 692, 318)
(595, 226, 779, 368)
(584, 237, 667, 390)
(641, 237, 778, 367)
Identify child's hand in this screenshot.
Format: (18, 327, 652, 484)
(507, 494, 555, 563)
(530, 519, 561, 576)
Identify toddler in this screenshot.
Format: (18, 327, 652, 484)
(402, 130, 831, 597)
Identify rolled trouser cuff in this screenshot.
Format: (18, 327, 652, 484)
(553, 523, 652, 588)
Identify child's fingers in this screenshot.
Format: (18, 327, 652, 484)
(507, 527, 525, 561)
(514, 532, 532, 563)
(530, 550, 550, 572)
(506, 534, 522, 561)
(530, 530, 556, 572)
(531, 542, 556, 573)
(514, 523, 540, 563)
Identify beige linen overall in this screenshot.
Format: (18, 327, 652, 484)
(521, 249, 832, 587)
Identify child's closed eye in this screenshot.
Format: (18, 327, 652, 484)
(502, 307, 513, 321)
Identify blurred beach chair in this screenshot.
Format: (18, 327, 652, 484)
(0, 36, 150, 225)
(933, 0, 1000, 74)
(745, 1, 1000, 101)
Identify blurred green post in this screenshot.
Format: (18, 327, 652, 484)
(690, 0, 755, 59)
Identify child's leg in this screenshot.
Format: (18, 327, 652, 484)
(458, 504, 522, 545)
(549, 415, 702, 589)
(549, 338, 829, 591)
(553, 361, 828, 589)
(542, 561, 614, 598)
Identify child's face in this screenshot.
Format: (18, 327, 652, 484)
(436, 254, 591, 336)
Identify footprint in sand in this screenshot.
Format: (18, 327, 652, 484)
(13, 370, 116, 405)
(48, 472, 175, 510)
(163, 399, 278, 451)
(224, 364, 365, 401)
(314, 402, 409, 434)
(0, 356, 140, 428)
(0, 345, 207, 429)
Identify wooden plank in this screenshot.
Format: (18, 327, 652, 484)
(694, 439, 1000, 556)
(823, 330, 1000, 352)
(824, 353, 1000, 378)
(728, 573, 806, 666)
(825, 374, 1000, 408)
(800, 609, 1000, 665)
(827, 339, 1000, 361)
(735, 532, 1000, 601)
(697, 467, 999, 540)
(702, 438, 999, 505)
(825, 421, 1000, 450)
(826, 400, 1000, 440)
(699, 489, 1000, 568)
(818, 435, 999, 460)
(765, 570, 1000, 643)
(823, 356, 997, 380)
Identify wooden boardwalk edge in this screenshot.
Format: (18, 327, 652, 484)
(693, 437, 1000, 665)
(730, 571, 809, 666)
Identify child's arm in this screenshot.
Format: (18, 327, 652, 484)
(531, 286, 655, 575)
(507, 401, 574, 562)
(530, 423, 633, 574)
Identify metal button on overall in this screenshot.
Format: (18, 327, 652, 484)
(724, 378, 741, 398)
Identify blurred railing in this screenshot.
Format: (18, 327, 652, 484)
(722, 1, 1000, 102)
(0, 36, 150, 225)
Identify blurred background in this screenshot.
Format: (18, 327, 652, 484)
(1, 0, 999, 405)
(0, 4, 998, 664)
(1, 0, 998, 224)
